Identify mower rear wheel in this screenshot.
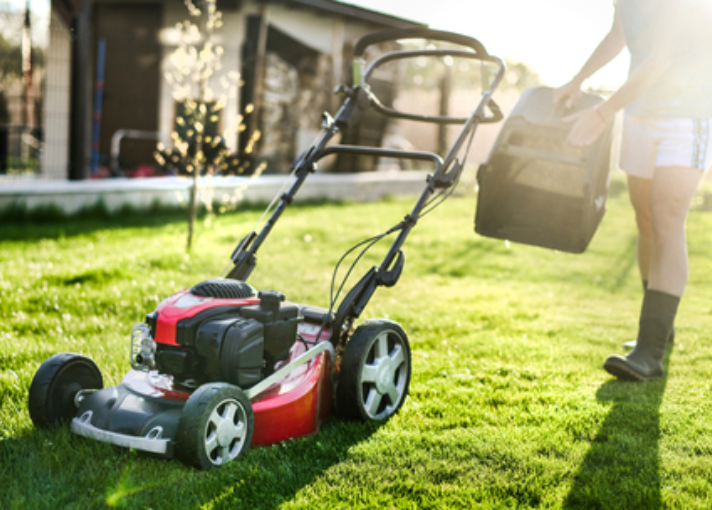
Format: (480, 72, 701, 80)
(28, 352, 103, 428)
(337, 320, 411, 422)
(177, 383, 253, 470)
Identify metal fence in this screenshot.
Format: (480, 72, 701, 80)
(0, 123, 42, 175)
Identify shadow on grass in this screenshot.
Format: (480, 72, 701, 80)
(0, 205, 190, 242)
(0, 197, 342, 243)
(0, 418, 380, 509)
(601, 232, 639, 293)
(563, 348, 672, 509)
(168, 420, 381, 509)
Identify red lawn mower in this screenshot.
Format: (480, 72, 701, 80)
(28, 28, 504, 470)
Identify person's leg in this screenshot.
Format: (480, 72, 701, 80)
(605, 165, 702, 380)
(627, 175, 653, 283)
(647, 165, 703, 296)
(620, 134, 655, 349)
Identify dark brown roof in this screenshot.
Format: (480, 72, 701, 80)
(53, 0, 425, 30)
(287, 0, 426, 28)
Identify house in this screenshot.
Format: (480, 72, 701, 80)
(38, 0, 424, 180)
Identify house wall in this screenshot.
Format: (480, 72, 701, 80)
(267, 2, 337, 162)
(95, 2, 163, 171)
(38, 0, 419, 180)
(157, 0, 344, 170)
(41, 9, 71, 179)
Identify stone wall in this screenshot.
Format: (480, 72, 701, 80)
(260, 51, 331, 173)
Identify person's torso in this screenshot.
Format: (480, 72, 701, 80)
(617, 0, 712, 118)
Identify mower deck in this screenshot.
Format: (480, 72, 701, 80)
(71, 321, 333, 457)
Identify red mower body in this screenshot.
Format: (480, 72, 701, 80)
(119, 328, 333, 447)
(140, 286, 335, 446)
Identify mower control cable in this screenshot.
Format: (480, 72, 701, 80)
(328, 222, 403, 314)
(306, 221, 403, 347)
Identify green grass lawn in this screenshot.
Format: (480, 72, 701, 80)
(2, 182, 712, 509)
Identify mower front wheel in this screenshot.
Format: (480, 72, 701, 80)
(337, 319, 411, 422)
(176, 383, 254, 470)
(28, 352, 103, 428)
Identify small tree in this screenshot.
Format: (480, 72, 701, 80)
(156, 0, 264, 250)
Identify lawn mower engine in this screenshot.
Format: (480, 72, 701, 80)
(135, 279, 302, 388)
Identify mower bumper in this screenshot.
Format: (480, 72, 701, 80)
(70, 372, 187, 457)
(71, 411, 172, 455)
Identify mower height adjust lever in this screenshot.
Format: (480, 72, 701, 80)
(429, 159, 463, 189)
(375, 250, 405, 288)
(231, 232, 256, 262)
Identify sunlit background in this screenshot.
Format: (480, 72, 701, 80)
(6, 0, 630, 89)
(347, 0, 629, 90)
(0, 0, 631, 179)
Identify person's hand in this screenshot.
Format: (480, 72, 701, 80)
(552, 79, 583, 108)
(562, 107, 607, 147)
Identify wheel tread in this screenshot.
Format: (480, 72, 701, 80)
(28, 353, 103, 428)
(176, 383, 254, 470)
(337, 320, 411, 422)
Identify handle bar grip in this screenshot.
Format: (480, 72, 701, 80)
(353, 28, 488, 58)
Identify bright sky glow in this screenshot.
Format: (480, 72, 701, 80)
(346, 0, 629, 90)
(3, 0, 48, 15)
(1, 0, 50, 45)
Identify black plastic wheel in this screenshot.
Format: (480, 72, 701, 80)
(28, 352, 103, 428)
(176, 383, 254, 470)
(337, 319, 411, 422)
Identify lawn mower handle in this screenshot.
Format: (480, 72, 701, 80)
(228, 27, 504, 293)
(362, 46, 505, 125)
(315, 146, 443, 172)
(353, 28, 489, 59)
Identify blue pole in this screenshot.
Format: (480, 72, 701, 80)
(90, 39, 106, 176)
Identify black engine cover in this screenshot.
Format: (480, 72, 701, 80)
(194, 317, 265, 387)
(154, 289, 302, 388)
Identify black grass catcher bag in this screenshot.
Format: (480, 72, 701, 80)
(474, 86, 613, 253)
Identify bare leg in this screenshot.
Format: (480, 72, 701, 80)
(647, 165, 703, 297)
(627, 175, 653, 282)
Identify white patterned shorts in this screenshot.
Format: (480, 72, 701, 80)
(620, 113, 712, 178)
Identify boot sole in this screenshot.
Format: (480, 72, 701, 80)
(603, 357, 661, 382)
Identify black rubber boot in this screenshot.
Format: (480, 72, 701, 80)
(604, 289, 679, 381)
(622, 280, 674, 349)
(622, 327, 675, 350)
